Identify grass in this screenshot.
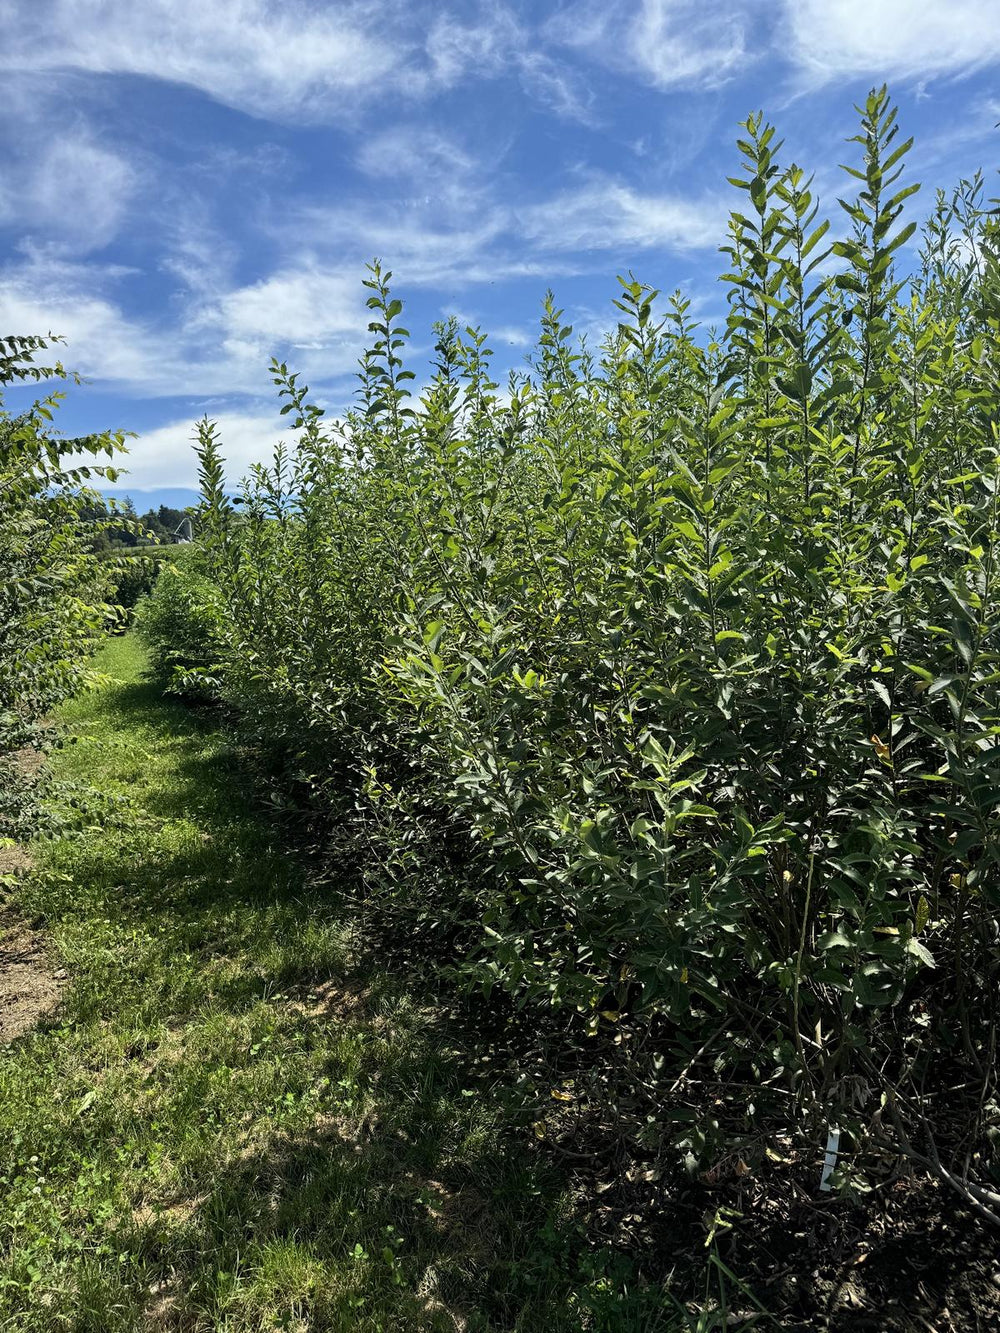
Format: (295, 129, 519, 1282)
(0, 635, 687, 1332)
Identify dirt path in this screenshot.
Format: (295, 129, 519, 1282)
(0, 909, 67, 1043)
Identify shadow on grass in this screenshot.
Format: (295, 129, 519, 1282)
(125, 1047, 610, 1332)
(26, 661, 682, 1332)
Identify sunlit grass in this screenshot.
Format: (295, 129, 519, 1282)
(0, 635, 685, 1331)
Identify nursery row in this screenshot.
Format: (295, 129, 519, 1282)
(115, 91, 1000, 1202)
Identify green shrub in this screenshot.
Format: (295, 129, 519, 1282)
(133, 553, 224, 697)
(103, 545, 188, 625)
(180, 90, 1000, 1202)
(0, 334, 127, 836)
(105, 551, 164, 617)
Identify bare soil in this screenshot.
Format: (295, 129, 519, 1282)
(0, 886, 67, 1043)
(1, 742, 68, 1043)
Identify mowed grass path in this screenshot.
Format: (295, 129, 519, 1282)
(0, 636, 656, 1332)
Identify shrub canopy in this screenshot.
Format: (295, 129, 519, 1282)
(164, 90, 1000, 1197)
(0, 335, 127, 836)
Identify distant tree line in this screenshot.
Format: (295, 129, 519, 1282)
(81, 498, 196, 552)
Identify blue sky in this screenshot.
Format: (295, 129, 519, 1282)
(1, 0, 998, 499)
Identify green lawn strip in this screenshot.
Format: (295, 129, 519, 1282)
(0, 635, 681, 1332)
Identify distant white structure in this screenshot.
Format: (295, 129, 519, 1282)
(172, 517, 194, 543)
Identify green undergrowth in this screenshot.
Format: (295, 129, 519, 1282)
(0, 636, 694, 1332)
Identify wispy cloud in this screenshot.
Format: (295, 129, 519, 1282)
(425, 6, 521, 86)
(517, 179, 726, 254)
(281, 202, 515, 287)
(549, 0, 758, 92)
(0, 129, 136, 253)
(517, 51, 597, 124)
(356, 126, 478, 183)
(0, 0, 593, 126)
(783, 0, 1000, 84)
(0, 252, 280, 401)
(281, 165, 725, 294)
(204, 266, 365, 350)
(424, 5, 595, 122)
(905, 95, 1000, 174)
(0, 0, 403, 123)
(0, 282, 198, 399)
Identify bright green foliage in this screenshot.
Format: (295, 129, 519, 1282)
(133, 549, 224, 695)
(0, 334, 127, 835)
(184, 95, 1000, 1185)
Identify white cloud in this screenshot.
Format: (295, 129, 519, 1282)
(0, 282, 186, 395)
(209, 268, 363, 345)
(0, 0, 402, 122)
(425, 7, 521, 86)
(421, 5, 595, 122)
(0, 256, 282, 400)
(283, 198, 517, 286)
(355, 126, 477, 184)
(554, 0, 1000, 93)
(549, 0, 755, 91)
(629, 0, 750, 89)
(905, 95, 1000, 174)
(122, 411, 297, 490)
(0, 0, 591, 126)
(491, 325, 534, 347)
(784, 0, 1000, 83)
(517, 51, 597, 124)
(283, 168, 723, 294)
(518, 180, 725, 253)
(0, 257, 374, 409)
(0, 132, 136, 252)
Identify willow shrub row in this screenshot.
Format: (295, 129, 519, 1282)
(0, 337, 127, 839)
(174, 91, 1000, 1199)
